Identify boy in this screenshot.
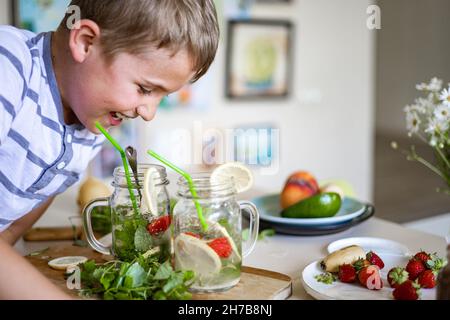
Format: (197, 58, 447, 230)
(0, 0, 219, 299)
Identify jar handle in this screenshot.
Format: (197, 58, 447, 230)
(82, 197, 111, 256)
(239, 200, 260, 258)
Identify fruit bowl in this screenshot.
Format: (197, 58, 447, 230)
(251, 194, 374, 236)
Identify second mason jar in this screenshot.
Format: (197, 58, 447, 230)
(172, 174, 259, 293)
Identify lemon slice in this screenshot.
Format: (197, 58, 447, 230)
(174, 233, 221, 277)
(209, 223, 241, 262)
(141, 166, 159, 216)
(210, 162, 253, 193)
(48, 256, 88, 270)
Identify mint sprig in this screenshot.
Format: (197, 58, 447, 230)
(76, 255, 195, 300)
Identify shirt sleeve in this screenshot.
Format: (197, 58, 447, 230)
(0, 29, 30, 145)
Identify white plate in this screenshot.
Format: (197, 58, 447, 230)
(301, 254, 436, 300)
(327, 237, 411, 256)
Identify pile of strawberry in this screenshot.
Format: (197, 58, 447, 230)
(336, 250, 447, 300)
(387, 250, 447, 300)
(338, 251, 385, 290)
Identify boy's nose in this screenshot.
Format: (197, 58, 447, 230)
(136, 104, 157, 121)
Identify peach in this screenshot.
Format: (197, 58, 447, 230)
(280, 171, 319, 209)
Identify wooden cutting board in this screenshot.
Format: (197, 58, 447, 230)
(25, 244, 292, 300)
(24, 227, 82, 241)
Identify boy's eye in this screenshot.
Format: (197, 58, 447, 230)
(138, 85, 153, 96)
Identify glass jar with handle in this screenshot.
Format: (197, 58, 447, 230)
(172, 174, 259, 293)
(83, 164, 171, 262)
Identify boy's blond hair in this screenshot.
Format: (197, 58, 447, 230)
(59, 0, 219, 82)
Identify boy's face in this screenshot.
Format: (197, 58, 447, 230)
(64, 46, 195, 134)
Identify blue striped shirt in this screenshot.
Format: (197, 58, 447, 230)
(0, 26, 105, 231)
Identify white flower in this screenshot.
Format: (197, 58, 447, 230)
(406, 112, 421, 134)
(439, 87, 450, 106)
(429, 135, 438, 147)
(416, 77, 443, 92)
(414, 98, 433, 114)
(425, 117, 449, 136)
(433, 104, 450, 121)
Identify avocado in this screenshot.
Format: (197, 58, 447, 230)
(280, 192, 341, 219)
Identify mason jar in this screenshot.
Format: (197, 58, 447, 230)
(83, 164, 171, 262)
(172, 174, 259, 293)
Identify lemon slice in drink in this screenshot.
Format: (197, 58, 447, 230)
(174, 233, 221, 277)
(48, 256, 88, 270)
(211, 162, 253, 193)
(141, 166, 159, 216)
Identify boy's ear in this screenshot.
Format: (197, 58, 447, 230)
(68, 19, 101, 63)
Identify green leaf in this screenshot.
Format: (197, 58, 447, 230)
(125, 262, 146, 288)
(314, 272, 337, 285)
(134, 225, 153, 252)
(153, 290, 167, 300)
(115, 292, 131, 300)
(163, 273, 185, 293)
(154, 261, 173, 280)
(82, 260, 97, 273)
(258, 229, 275, 240)
(78, 256, 194, 300)
(242, 228, 249, 241)
(177, 291, 192, 300)
(100, 273, 115, 290)
(183, 270, 195, 282)
(103, 291, 114, 300)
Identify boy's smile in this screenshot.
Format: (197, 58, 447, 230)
(51, 22, 195, 134)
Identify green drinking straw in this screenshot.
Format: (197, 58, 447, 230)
(147, 150, 208, 231)
(95, 121, 140, 216)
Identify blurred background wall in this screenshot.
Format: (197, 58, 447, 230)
(135, 0, 376, 203)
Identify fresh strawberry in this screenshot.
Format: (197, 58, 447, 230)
(147, 215, 171, 235)
(366, 251, 385, 269)
(184, 232, 201, 239)
(393, 280, 420, 300)
(414, 251, 431, 265)
(208, 237, 232, 258)
(387, 267, 409, 288)
(406, 259, 426, 280)
(358, 265, 383, 290)
(418, 269, 437, 288)
(353, 258, 371, 272)
(338, 264, 357, 283)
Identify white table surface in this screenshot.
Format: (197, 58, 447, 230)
(16, 216, 447, 300)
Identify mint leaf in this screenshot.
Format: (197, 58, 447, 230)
(163, 273, 185, 293)
(242, 228, 249, 241)
(154, 261, 173, 280)
(314, 272, 337, 285)
(78, 255, 194, 300)
(242, 228, 276, 241)
(124, 262, 146, 288)
(134, 225, 153, 252)
(258, 229, 275, 240)
(100, 272, 115, 290)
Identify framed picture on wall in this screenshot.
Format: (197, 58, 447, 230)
(12, 0, 70, 33)
(225, 19, 293, 99)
